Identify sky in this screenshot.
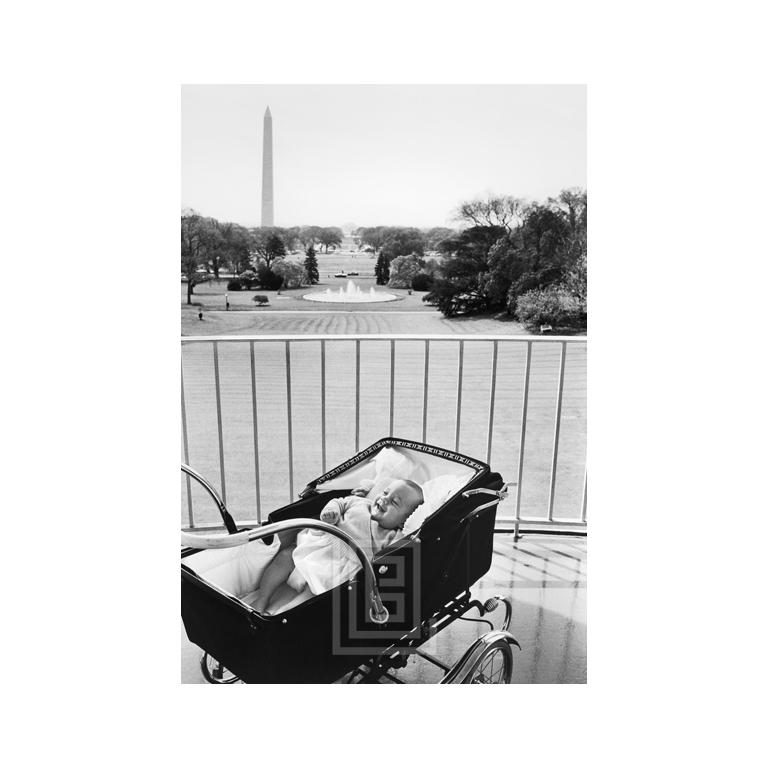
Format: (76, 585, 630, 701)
(181, 85, 585, 230)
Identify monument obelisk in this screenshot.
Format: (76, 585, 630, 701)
(261, 106, 274, 226)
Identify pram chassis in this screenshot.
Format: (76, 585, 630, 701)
(199, 587, 520, 685)
(182, 438, 521, 684)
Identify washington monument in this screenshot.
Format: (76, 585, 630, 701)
(261, 106, 274, 226)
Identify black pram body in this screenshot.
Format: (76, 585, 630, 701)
(181, 438, 505, 683)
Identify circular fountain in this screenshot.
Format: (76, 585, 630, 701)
(303, 279, 397, 303)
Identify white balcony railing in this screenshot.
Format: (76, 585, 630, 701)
(181, 334, 587, 536)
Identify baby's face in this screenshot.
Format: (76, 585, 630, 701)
(370, 480, 421, 530)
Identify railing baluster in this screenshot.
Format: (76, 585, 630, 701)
(422, 340, 430, 443)
(321, 339, 327, 473)
(212, 341, 226, 505)
(180, 335, 587, 535)
(514, 341, 533, 539)
(389, 340, 395, 436)
(547, 342, 568, 521)
(249, 341, 261, 522)
(181, 359, 193, 528)
(355, 339, 361, 452)
(454, 340, 464, 452)
(285, 341, 294, 501)
(486, 340, 498, 464)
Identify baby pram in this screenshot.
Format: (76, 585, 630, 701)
(181, 437, 520, 683)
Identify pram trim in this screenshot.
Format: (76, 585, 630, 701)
(300, 437, 487, 495)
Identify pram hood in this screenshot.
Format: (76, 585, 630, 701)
(298, 438, 489, 535)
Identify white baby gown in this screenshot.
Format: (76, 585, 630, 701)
(288, 496, 401, 595)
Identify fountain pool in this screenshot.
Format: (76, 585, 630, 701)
(303, 280, 397, 303)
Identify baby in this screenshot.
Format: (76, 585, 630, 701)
(251, 478, 423, 614)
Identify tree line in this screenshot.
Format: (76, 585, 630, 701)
(181, 188, 587, 331)
(358, 190, 586, 329)
(423, 189, 587, 329)
(180, 211, 340, 303)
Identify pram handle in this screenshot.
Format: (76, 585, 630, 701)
(181, 464, 238, 534)
(462, 483, 515, 514)
(180, 518, 390, 625)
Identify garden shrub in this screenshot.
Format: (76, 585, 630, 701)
(257, 265, 284, 291)
(238, 270, 258, 289)
(411, 272, 434, 291)
(387, 254, 422, 288)
(272, 260, 304, 289)
(252, 295, 269, 305)
(226, 278, 243, 291)
(515, 286, 580, 330)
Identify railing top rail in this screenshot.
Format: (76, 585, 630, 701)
(181, 334, 587, 344)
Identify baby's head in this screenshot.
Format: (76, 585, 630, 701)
(370, 479, 424, 530)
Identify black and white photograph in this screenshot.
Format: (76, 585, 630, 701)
(180, 85, 587, 683)
(6, 0, 766, 763)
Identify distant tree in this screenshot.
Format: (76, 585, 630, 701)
(303, 244, 319, 285)
(380, 227, 426, 260)
(374, 252, 390, 285)
(219, 222, 252, 275)
(237, 270, 258, 289)
(272, 260, 304, 289)
(562, 252, 587, 315)
(411, 272, 434, 291)
(281, 226, 301, 253)
(265, 233, 287, 263)
(248, 227, 287, 268)
(356, 226, 388, 254)
(318, 226, 343, 252)
(204, 219, 253, 279)
(387, 254, 423, 288)
(299, 225, 322, 250)
(454, 195, 528, 232)
(478, 233, 525, 309)
(548, 187, 587, 236)
(248, 227, 269, 264)
(201, 218, 226, 279)
(422, 226, 505, 316)
(515, 286, 580, 331)
(424, 227, 456, 252)
(181, 211, 215, 304)
(257, 264, 283, 290)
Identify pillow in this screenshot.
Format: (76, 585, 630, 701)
(374, 447, 414, 480)
(401, 474, 467, 534)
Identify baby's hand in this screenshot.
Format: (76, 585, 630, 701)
(320, 507, 340, 525)
(351, 479, 374, 497)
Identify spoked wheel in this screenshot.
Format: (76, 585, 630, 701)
(200, 653, 241, 684)
(441, 631, 518, 684)
(466, 639, 513, 684)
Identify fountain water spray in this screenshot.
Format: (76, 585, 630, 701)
(304, 280, 397, 304)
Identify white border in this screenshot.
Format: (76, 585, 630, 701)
(4, 1, 765, 765)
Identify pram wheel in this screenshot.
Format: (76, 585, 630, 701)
(200, 653, 240, 684)
(465, 640, 513, 684)
(466, 639, 513, 684)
